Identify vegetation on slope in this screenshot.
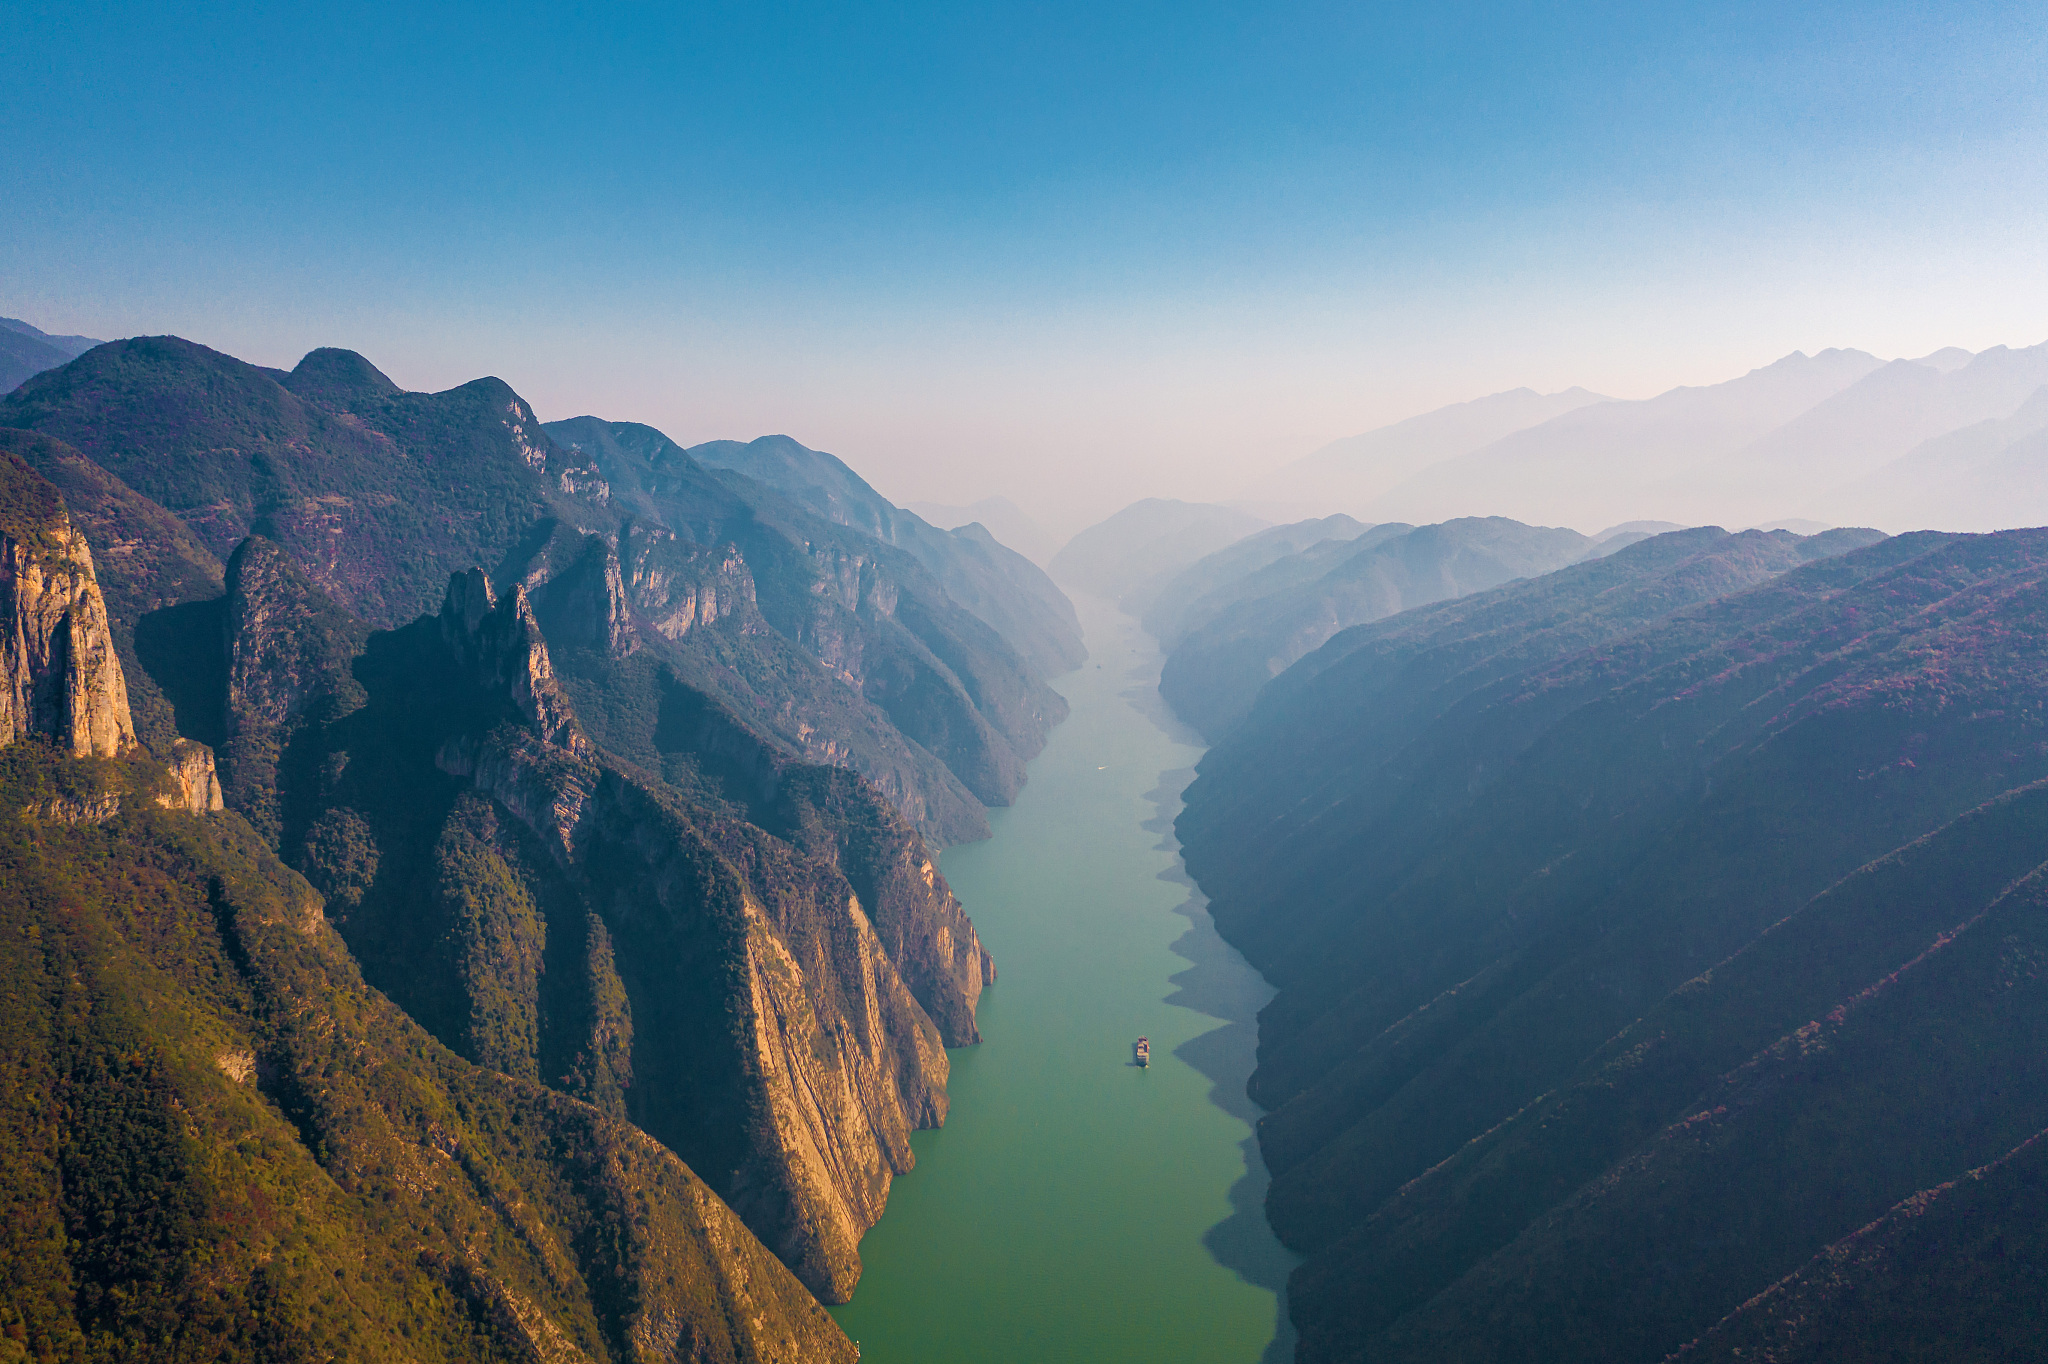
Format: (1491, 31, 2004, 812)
(0, 743, 854, 1364)
(1158, 515, 1610, 738)
(1176, 524, 2048, 1361)
(4, 344, 1075, 845)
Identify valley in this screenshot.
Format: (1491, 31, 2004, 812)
(830, 597, 1297, 1363)
(3, 320, 2047, 1363)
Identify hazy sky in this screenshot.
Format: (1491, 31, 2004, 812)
(6, 1, 2045, 535)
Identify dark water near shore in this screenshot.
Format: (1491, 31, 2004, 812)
(830, 597, 1298, 1362)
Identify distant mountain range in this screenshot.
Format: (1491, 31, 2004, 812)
(1047, 497, 1269, 609)
(907, 495, 1060, 566)
(0, 316, 102, 393)
(1155, 516, 1658, 737)
(1253, 387, 1609, 518)
(1248, 342, 2048, 532)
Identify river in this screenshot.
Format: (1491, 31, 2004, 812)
(830, 596, 1298, 1362)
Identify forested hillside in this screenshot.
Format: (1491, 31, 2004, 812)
(1177, 524, 2048, 1362)
(3, 340, 1073, 845)
(1157, 515, 1612, 738)
(0, 332, 1071, 1347)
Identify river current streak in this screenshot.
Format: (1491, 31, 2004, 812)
(830, 598, 1296, 1362)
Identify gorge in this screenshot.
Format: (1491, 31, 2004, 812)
(830, 596, 1297, 1362)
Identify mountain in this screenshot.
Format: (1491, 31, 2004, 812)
(0, 448, 142, 762)
(1157, 516, 1597, 738)
(1677, 1124, 2048, 1362)
(1141, 514, 1371, 649)
(1364, 348, 1886, 528)
(210, 551, 986, 1300)
(1250, 387, 1609, 516)
(906, 495, 1058, 566)
(0, 427, 227, 759)
(1048, 498, 1268, 611)
(1703, 341, 2048, 523)
(0, 338, 593, 627)
(0, 338, 1054, 1309)
(1, 317, 104, 395)
(1, 340, 1072, 846)
(1174, 524, 2048, 1362)
(648, 431, 1084, 677)
(533, 418, 1069, 835)
(1827, 384, 2048, 532)
(0, 318, 103, 358)
(0, 453, 861, 1359)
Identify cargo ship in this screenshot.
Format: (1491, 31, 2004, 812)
(1135, 1036, 1150, 1067)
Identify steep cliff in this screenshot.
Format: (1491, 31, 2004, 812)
(301, 572, 969, 1299)
(0, 743, 854, 1364)
(0, 427, 225, 757)
(519, 520, 990, 844)
(521, 532, 999, 1046)
(540, 418, 1067, 814)
(0, 456, 852, 1360)
(4, 342, 1078, 846)
(194, 544, 986, 1301)
(0, 449, 137, 758)
(678, 431, 1085, 676)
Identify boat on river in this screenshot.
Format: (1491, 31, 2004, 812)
(1135, 1036, 1150, 1067)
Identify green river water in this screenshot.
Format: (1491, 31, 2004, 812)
(830, 597, 1298, 1362)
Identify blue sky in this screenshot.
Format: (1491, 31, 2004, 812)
(5, 1, 2044, 529)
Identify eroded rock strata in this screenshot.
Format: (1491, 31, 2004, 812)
(0, 455, 861, 1361)
(183, 542, 989, 1302)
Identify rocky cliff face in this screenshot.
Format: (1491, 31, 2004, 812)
(517, 518, 992, 844)
(219, 551, 986, 1303)
(679, 432, 1086, 678)
(0, 740, 856, 1364)
(220, 536, 370, 840)
(420, 576, 962, 1299)
(767, 765, 997, 1046)
(0, 450, 136, 757)
(535, 414, 1067, 833)
(6, 345, 1080, 847)
(0, 427, 227, 757)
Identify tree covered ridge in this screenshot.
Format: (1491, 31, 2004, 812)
(0, 388, 999, 1353)
(0, 338, 1071, 847)
(1175, 524, 2048, 1363)
(0, 743, 853, 1363)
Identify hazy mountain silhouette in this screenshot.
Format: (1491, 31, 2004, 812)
(1829, 387, 2048, 531)
(1365, 349, 1885, 528)
(1252, 387, 1608, 517)
(1701, 341, 2048, 522)
(1049, 498, 1268, 609)
(1, 317, 104, 393)
(1143, 514, 1373, 649)
(1157, 517, 1597, 737)
(908, 495, 1059, 566)
(1246, 340, 2048, 535)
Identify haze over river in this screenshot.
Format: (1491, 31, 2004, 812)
(831, 598, 1298, 1361)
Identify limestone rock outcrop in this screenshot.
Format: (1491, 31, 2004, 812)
(0, 450, 136, 757)
(157, 736, 225, 813)
(441, 569, 589, 754)
(301, 568, 984, 1301)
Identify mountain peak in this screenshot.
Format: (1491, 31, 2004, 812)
(285, 346, 402, 407)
